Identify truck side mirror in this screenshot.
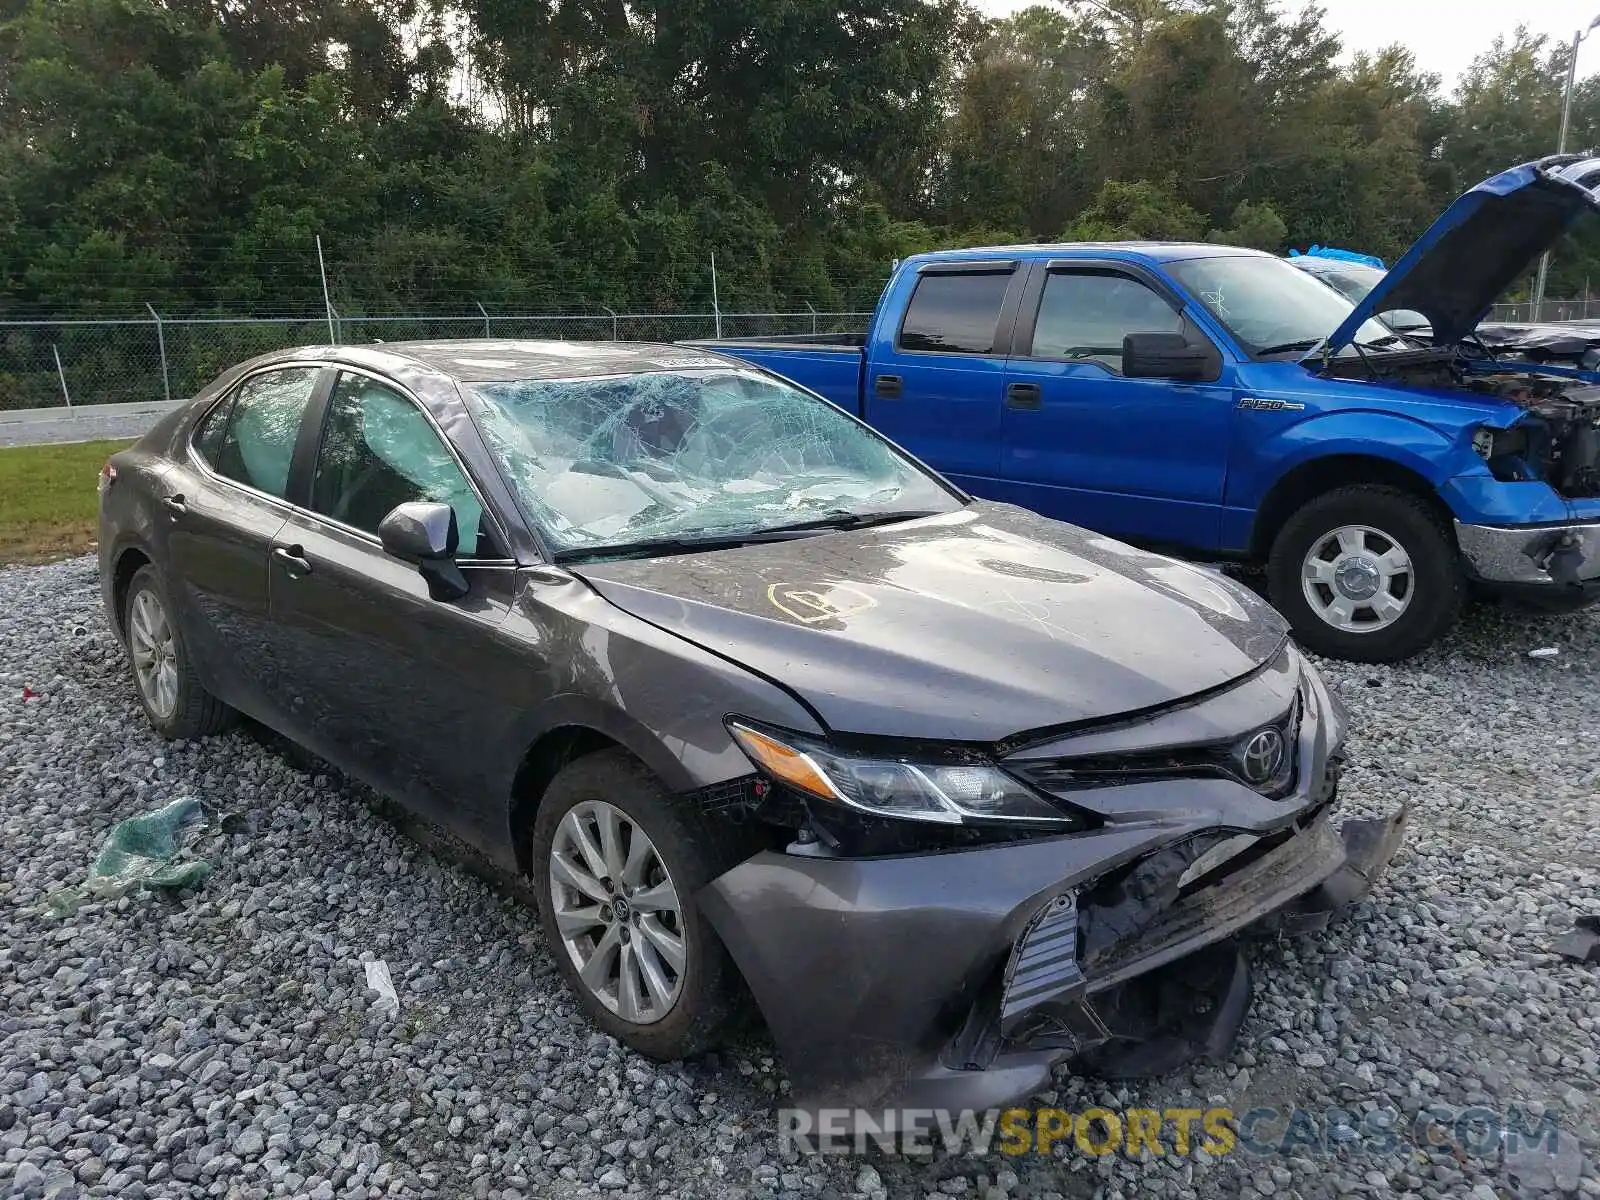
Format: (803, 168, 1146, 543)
(1123, 331, 1220, 382)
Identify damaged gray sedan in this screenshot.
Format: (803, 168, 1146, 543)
(97, 339, 1405, 1115)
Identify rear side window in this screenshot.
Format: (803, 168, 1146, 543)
(203, 367, 321, 498)
(1027, 272, 1183, 373)
(192, 398, 233, 466)
(898, 271, 1013, 354)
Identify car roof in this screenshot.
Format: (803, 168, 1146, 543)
(904, 243, 1275, 267)
(276, 339, 741, 384)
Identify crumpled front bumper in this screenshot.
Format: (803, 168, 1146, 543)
(695, 666, 1407, 1118)
(699, 805, 1406, 1117)
(1455, 518, 1600, 592)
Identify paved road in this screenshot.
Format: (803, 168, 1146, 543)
(0, 399, 186, 448)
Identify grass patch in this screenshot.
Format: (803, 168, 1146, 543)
(0, 439, 134, 566)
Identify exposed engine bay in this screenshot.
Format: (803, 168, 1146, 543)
(1468, 371, 1600, 498)
(1321, 349, 1600, 497)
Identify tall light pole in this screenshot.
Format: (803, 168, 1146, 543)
(1531, 14, 1600, 318)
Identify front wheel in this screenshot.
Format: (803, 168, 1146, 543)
(1266, 485, 1463, 663)
(531, 749, 754, 1060)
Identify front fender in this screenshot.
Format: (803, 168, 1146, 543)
(488, 577, 825, 853)
(1229, 410, 1468, 512)
(498, 691, 713, 798)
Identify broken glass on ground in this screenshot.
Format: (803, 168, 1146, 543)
(46, 797, 211, 916)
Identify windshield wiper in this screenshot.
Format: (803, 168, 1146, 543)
(1260, 334, 1413, 360)
(551, 510, 945, 564)
(1255, 338, 1324, 357)
(552, 533, 768, 563)
(757, 509, 945, 535)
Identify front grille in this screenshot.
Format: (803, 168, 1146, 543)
(1014, 698, 1302, 800)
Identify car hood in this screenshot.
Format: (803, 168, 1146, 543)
(1474, 321, 1600, 362)
(1325, 154, 1600, 356)
(571, 503, 1288, 744)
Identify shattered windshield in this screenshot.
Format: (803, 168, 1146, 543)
(468, 369, 960, 554)
(1167, 255, 1397, 355)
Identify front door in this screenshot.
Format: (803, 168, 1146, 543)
(999, 263, 1234, 552)
(265, 369, 525, 844)
(161, 364, 328, 720)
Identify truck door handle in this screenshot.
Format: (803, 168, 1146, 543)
(875, 374, 903, 399)
(272, 545, 312, 577)
(161, 494, 187, 517)
(1006, 382, 1043, 410)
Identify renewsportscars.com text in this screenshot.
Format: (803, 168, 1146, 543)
(778, 1104, 1566, 1160)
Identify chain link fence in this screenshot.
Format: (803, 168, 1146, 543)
(27, 294, 1594, 414)
(0, 309, 874, 412)
(1485, 298, 1599, 324)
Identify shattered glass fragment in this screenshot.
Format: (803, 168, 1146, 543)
(45, 797, 211, 916)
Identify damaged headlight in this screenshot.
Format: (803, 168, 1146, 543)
(727, 721, 1089, 828)
(1470, 421, 1536, 479)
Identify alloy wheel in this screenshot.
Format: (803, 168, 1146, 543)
(129, 589, 180, 720)
(548, 799, 686, 1025)
(1300, 523, 1413, 634)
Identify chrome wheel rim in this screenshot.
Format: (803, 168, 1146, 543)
(1301, 524, 1413, 634)
(548, 800, 685, 1025)
(129, 589, 180, 719)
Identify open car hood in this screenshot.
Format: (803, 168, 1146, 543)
(1324, 154, 1600, 356)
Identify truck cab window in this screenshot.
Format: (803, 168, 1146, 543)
(1028, 273, 1183, 373)
(898, 272, 1012, 354)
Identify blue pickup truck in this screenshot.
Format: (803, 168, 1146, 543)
(697, 154, 1600, 662)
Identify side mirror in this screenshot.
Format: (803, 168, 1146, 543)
(1123, 331, 1219, 382)
(378, 501, 469, 602)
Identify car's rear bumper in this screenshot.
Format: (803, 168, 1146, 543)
(1455, 518, 1600, 597)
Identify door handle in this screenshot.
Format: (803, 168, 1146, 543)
(272, 545, 312, 576)
(875, 374, 903, 399)
(1006, 382, 1043, 410)
(161, 494, 187, 516)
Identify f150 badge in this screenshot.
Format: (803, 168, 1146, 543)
(1237, 396, 1307, 412)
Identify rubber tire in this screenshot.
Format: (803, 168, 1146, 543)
(1266, 485, 1463, 664)
(531, 749, 755, 1061)
(123, 564, 235, 739)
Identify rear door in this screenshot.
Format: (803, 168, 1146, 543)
(862, 260, 1024, 494)
(999, 261, 1233, 552)
(264, 367, 526, 844)
(161, 364, 329, 720)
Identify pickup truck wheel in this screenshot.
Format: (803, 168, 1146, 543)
(1267, 486, 1463, 663)
(531, 749, 756, 1061)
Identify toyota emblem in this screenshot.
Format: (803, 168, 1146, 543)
(1238, 728, 1285, 784)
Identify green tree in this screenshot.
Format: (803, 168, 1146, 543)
(1062, 178, 1206, 240)
(936, 7, 1112, 235)
(1207, 199, 1287, 249)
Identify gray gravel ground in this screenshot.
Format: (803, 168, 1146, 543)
(2, 555, 1598, 1200)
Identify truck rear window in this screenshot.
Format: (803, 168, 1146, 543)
(898, 271, 1012, 354)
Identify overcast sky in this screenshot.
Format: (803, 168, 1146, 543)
(976, 0, 1600, 88)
